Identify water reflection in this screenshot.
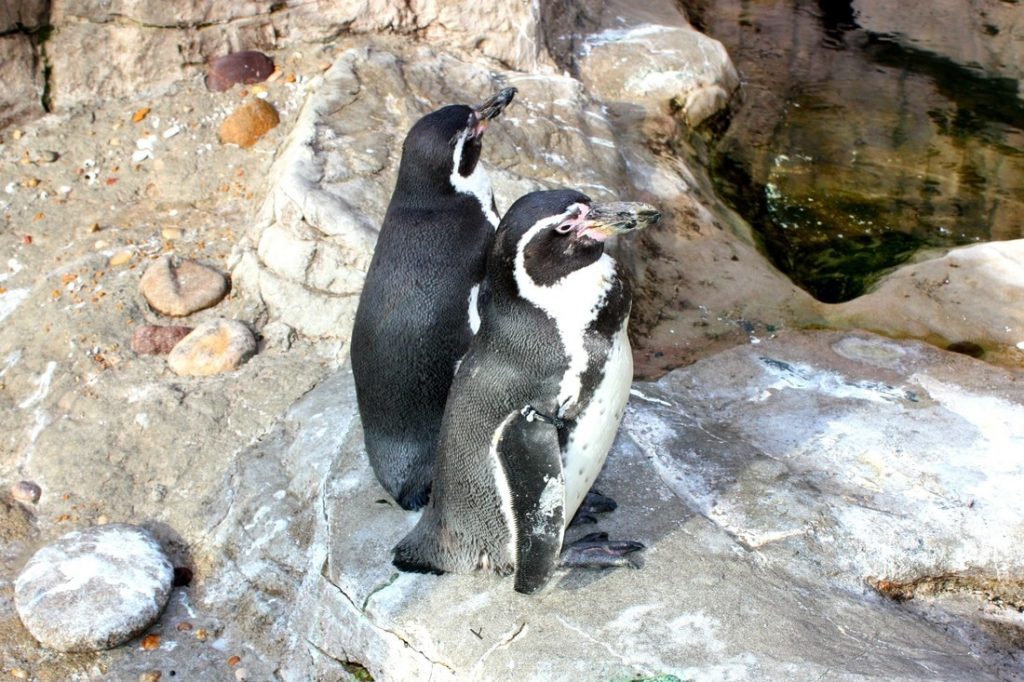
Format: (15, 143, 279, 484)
(684, 0, 1024, 302)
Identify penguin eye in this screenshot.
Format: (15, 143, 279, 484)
(555, 222, 574, 235)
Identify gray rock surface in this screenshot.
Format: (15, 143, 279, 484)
(14, 524, 173, 652)
(202, 331, 1023, 680)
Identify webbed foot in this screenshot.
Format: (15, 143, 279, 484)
(569, 490, 618, 527)
(560, 531, 644, 569)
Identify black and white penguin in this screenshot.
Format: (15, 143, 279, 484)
(392, 189, 660, 593)
(351, 87, 517, 510)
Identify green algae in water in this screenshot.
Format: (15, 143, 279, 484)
(701, 1, 1024, 303)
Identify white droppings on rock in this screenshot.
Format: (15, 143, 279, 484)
(14, 524, 173, 652)
(0, 288, 31, 324)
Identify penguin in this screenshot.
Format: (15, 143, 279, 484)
(351, 87, 517, 510)
(392, 189, 660, 593)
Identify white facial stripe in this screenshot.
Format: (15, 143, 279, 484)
(513, 210, 617, 415)
(451, 130, 500, 228)
(467, 283, 481, 334)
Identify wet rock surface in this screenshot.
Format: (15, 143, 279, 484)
(686, 0, 1024, 303)
(167, 319, 257, 376)
(14, 524, 173, 652)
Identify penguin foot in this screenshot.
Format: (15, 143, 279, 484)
(568, 490, 618, 527)
(580, 489, 617, 514)
(560, 532, 644, 569)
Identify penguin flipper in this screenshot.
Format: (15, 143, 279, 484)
(496, 409, 566, 595)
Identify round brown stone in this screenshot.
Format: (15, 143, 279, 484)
(139, 256, 229, 317)
(167, 319, 257, 376)
(218, 99, 280, 149)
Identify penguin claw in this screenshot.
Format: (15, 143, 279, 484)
(560, 533, 644, 569)
(569, 512, 598, 526)
(568, 490, 618, 527)
(579, 490, 618, 514)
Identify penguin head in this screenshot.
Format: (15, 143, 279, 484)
(493, 189, 661, 290)
(395, 87, 517, 198)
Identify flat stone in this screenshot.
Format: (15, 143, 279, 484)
(205, 51, 275, 92)
(131, 325, 194, 355)
(14, 524, 173, 653)
(218, 99, 280, 149)
(139, 256, 229, 317)
(167, 319, 256, 376)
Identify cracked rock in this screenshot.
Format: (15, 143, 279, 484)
(14, 524, 173, 653)
(140, 255, 229, 317)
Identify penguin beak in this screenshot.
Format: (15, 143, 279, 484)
(471, 87, 518, 136)
(575, 202, 661, 241)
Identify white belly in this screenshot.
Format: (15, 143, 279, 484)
(560, 322, 633, 525)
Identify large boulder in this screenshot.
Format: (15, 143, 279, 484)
(825, 239, 1024, 364)
(201, 330, 1024, 680)
(230, 43, 627, 343)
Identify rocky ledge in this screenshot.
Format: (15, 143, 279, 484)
(209, 330, 1024, 680)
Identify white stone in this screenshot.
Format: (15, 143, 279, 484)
(14, 524, 173, 652)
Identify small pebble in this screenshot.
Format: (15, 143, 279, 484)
(235, 668, 249, 681)
(10, 669, 28, 679)
(132, 107, 151, 123)
(12, 480, 42, 504)
(161, 227, 182, 240)
(139, 256, 229, 317)
(176, 621, 193, 631)
(35, 150, 60, 163)
(195, 628, 208, 641)
(110, 250, 133, 267)
(141, 634, 160, 650)
(167, 319, 257, 377)
(14, 524, 173, 652)
(205, 51, 275, 92)
(139, 672, 161, 682)
(12, 129, 23, 140)
(218, 99, 280, 149)
(95, 515, 109, 525)
(131, 325, 194, 355)
(227, 655, 241, 666)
